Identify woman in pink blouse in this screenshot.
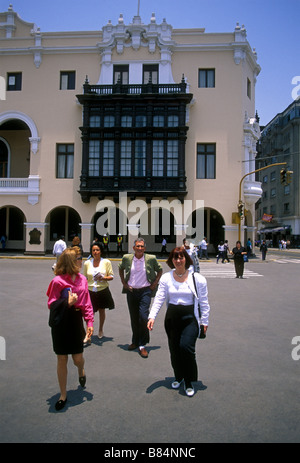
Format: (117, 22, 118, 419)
(47, 248, 94, 411)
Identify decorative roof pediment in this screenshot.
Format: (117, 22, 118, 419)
(99, 13, 175, 54)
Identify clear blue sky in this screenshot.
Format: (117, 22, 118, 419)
(2, 0, 300, 125)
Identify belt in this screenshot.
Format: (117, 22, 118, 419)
(131, 286, 151, 292)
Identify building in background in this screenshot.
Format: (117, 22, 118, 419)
(256, 99, 300, 247)
(0, 6, 261, 254)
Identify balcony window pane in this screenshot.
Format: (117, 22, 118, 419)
(120, 140, 131, 176)
(167, 140, 178, 176)
(152, 140, 164, 176)
(103, 141, 114, 176)
(88, 140, 100, 176)
(153, 115, 164, 127)
(135, 140, 146, 176)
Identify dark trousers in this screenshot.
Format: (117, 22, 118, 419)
(164, 304, 198, 385)
(126, 287, 152, 346)
(234, 259, 244, 277)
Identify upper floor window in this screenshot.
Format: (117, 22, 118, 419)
(197, 143, 216, 179)
(198, 69, 215, 88)
(136, 115, 147, 127)
(168, 115, 179, 127)
(114, 65, 129, 84)
(60, 71, 76, 90)
(88, 140, 100, 177)
(247, 78, 251, 99)
(7, 72, 22, 91)
(57, 144, 74, 178)
(135, 140, 146, 176)
(90, 115, 101, 127)
(120, 140, 132, 176)
(152, 140, 164, 176)
(143, 64, 159, 84)
(104, 115, 115, 127)
(103, 141, 115, 176)
(121, 115, 132, 127)
(167, 140, 178, 177)
(153, 115, 164, 127)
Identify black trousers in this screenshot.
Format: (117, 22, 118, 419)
(126, 287, 152, 346)
(234, 258, 244, 277)
(164, 304, 198, 385)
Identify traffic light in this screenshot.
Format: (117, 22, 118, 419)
(286, 170, 293, 184)
(238, 202, 244, 218)
(280, 169, 287, 184)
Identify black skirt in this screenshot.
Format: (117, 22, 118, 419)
(51, 304, 85, 355)
(89, 287, 115, 312)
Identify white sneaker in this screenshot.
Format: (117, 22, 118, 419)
(171, 379, 183, 389)
(184, 383, 195, 397)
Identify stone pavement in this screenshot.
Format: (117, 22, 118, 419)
(0, 256, 299, 444)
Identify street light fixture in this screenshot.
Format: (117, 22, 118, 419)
(238, 162, 287, 241)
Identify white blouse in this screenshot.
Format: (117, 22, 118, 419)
(167, 272, 194, 306)
(149, 270, 210, 328)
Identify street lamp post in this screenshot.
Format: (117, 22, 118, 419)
(238, 162, 287, 242)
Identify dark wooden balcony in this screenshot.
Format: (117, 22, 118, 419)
(79, 175, 187, 203)
(81, 78, 188, 97)
(77, 78, 193, 203)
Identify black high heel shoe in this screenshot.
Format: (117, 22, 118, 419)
(55, 398, 67, 411)
(79, 375, 86, 387)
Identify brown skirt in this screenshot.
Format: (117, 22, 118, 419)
(89, 287, 115, 312)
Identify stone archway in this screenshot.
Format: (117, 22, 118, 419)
(0, 111, 40, 154)
(186, 207, 225, 254)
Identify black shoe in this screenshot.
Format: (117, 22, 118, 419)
(55, 398, 67, 411)
(79, 376, 86, 387)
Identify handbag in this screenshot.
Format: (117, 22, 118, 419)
(192, 273, 206, 339)
(48, 287, 71, 328)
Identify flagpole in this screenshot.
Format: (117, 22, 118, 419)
(137, 0, 140, 16)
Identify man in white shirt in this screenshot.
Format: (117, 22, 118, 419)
(199, 237, 209, 260)
(53, 236, 67, 261)
(119, 238, 162, 358)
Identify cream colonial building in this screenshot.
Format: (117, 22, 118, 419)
(0, 5, 261, 255)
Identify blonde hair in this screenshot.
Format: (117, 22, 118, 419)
(55, 248, 79, 276)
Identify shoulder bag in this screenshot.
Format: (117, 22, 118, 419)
(192, 273, 206, 339)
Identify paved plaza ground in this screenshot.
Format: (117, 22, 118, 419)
(0, 253, 299, 444)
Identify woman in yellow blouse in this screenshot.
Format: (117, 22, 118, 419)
(83, 242, 114, 343)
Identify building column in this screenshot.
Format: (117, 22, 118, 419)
(174, 224, 188, 248)
(79, 223, 93, 255)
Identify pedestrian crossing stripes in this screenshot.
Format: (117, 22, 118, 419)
(199, 263, 263, 279)
(272, 258, 300, 264)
